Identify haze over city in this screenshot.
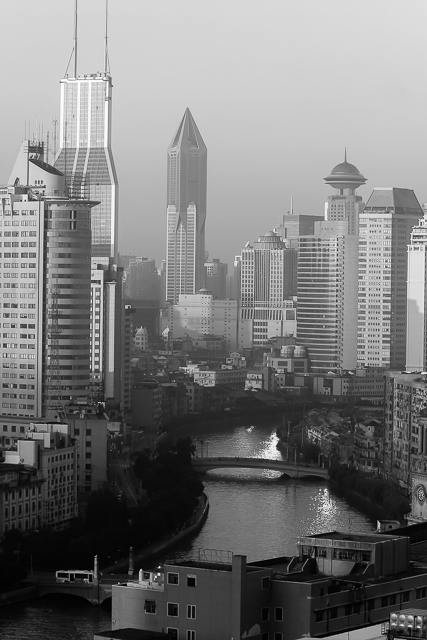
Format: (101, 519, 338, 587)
(1, 0, 427, 266)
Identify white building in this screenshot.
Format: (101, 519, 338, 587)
(54, 72, 118, 266)
(406, 208, 427, 371)
(164, 292, 239, 351)
(358, 188, 424, 369)
(238, 231, 297, 348)
(134, 326, 148, 351)
(297, 222, 359, 373)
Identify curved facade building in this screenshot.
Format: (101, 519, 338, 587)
(0, 141, 97, 418)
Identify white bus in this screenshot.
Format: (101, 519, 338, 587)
(55, 569, 95, 584)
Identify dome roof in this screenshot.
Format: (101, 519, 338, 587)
(329, 160, 363, 177)
(324, 154, 366, 190)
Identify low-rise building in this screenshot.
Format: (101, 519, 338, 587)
(0, 462, 44, 535)
(111, 531, 427, 640)
(193, 368, 248, 390)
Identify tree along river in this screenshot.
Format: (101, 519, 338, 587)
(0, 420, 375, 639)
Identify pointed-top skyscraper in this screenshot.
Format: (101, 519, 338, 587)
(166, 108, 207, 303)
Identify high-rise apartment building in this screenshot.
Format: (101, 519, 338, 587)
(357, 188, 423, 369)
(297, 222, 359, 373)
(54, 72, 118, 265)
(1, 141, 96, 418)
(239, 231, 297, 347)
(406, 209, 427, 372)
(323, 153, 366, 235)
(204, 258, 228, 299)
(166, 109, 207, 303)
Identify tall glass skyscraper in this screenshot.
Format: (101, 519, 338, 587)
(166, 109, 207, 303)
(55, 72, 118, 265)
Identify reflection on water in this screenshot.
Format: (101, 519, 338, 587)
(4, 421, 375, 640)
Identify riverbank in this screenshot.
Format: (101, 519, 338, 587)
(102, 492, 209, 574)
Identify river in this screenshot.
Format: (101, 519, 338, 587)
(0, 420, 375, 639)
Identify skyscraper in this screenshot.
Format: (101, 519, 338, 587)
(2, 141, 96, 418)
(357, 188, 424, 369)
(166, 109, 207, 303)
(54, 71, 118, 265)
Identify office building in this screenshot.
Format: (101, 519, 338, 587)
(1, 141, 96, 418)
(297, 221, 359, 373)
(274, 212, 323, 247)
(324, 152, 366, 235)
(125, 258, 159, 301)
(358, 188, 423, 369)
(54, 72, 118, 266)
(406, 210, 427, 372)
(166, 109, 207, 303)
(238, 231, 297, 348)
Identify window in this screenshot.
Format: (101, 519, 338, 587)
(187, 605, 196, 619)
(381, 596, 388, 607)
(144, 599, 156, 614)
(168, 573, 179, 585)
(274, 634, 283, 640)
(402, 591, 410, 603)
(274, 607, 283, 622)
(416, 587, 427, 599)
(187, 632, 196, 640)
(261, 634, 269, 640)
(330, 608, 338, 619)
(187, 575, 196, 587)
(167, 603, 179, 617)
(262, 576, 270, 589)
(261, 607, 269, 622)
(389, 595, 396, 606)
(167, 629, 178, 640)
(316, 611, 324, 622)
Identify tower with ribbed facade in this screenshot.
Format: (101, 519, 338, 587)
(166, 109, 207, 303)
(324, 152, 366, 235)
(54, 72, 118, 265)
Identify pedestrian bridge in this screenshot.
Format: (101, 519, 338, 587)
(192, 456, 329, 480)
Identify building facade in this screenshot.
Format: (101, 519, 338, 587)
(54, 72, 118, 265)
(406, 209, 427, 372)
(166, 109, 207, 303)
(1, 142, 96, 418)
(357, 188, 424, 369)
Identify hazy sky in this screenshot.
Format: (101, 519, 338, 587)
(1, 0, 427, 267)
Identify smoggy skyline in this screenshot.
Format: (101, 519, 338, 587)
(1, 0, 427, 266)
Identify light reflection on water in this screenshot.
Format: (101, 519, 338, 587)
(3, 421, 375, 640)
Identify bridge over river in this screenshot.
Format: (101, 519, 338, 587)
(191, 456, 329, 480)
(23, 573, 127, 605)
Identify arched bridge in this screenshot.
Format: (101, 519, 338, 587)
(192, 456, 329, 480)
(34, 576, 115, 605)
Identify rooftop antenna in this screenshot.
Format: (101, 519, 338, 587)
(344, 147, 347, 163)
(74, 0, 78, 78)
(290, 195, 294, 215)
(104, 0, 110, 74)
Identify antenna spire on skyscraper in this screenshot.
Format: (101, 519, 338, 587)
(74, 0, 78, 78)
(104, 0, 110, 74)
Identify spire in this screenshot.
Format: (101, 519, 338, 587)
(169, 109, 206, 153)
(74, 0, 78, 78)
(104, 0, 109, 74)
(344, 147, 347, 163)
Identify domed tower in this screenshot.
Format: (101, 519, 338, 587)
(324, 151, 367, 235)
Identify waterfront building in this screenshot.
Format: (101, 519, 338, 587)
(111, 531, 427, 640)
(406, 209, 427, 371)
(4, 423, 78, 530)
(297, 222, 359, 373)
(54, 72, 118, 266)
(357, 188, 424, 369)
(384, 371, 427, 493)
(166, 109, 207, 303)
(0, 462, 44, 535)
(1, 141, 96, 418)
(323, 153, 367, 235)
(238, 231, 297, 348)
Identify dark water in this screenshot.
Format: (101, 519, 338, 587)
(0, 421, 374, 639)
